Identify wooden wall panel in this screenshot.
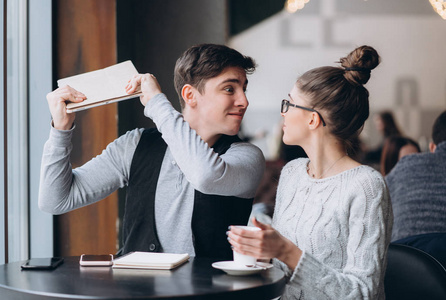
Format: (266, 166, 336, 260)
(54, 0, 118, 256)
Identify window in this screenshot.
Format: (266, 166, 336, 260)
(6, 0, 29, 264)
(1, 0, 52, 264)
(1, 0, 5, 265)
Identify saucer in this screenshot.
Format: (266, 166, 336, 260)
(212, 261, 273, 276)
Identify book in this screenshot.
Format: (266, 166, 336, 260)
(112, 252, 190, 270)
(57, 60, 143, 113)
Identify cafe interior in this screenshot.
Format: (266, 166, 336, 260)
(1, 0, 446, 299)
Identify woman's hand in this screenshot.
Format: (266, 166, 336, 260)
(125, 73, 162, 106)
(228, 217, 302, 270)
(46, 85, 86, 130)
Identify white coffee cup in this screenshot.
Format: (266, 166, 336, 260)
(232, 226, 261, 267)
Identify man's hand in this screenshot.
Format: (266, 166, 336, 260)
(46, 85, 86, 130)
(125, 73, 162, 106)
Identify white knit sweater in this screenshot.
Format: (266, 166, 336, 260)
(272, 158, 393, 300)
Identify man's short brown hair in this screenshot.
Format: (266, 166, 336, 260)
(432, 110, 446, 146)
(174, 44, 256, 110)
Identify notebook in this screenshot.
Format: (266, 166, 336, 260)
(112, 252, 190, 270)
(57, 60, 143, 113)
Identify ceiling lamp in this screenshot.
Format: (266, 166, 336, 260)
(430, 0, 446, 19)
(285, 0, 310, 13)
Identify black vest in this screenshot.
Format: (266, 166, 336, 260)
(119, 128, 254, 260)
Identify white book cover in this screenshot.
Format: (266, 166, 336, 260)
(57, 60, 142, 113)
(112, 252, 190, 270)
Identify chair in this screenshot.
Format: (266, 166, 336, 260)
(393, 232, 446, 268)
(384, 243, 446, 300)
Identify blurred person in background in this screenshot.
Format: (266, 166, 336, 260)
(363, 111, 402, 169)
(386, 110, 446, 267)
(380, 136, 421, 176)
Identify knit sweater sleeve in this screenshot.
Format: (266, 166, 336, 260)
(145, 93, 265, 198)
(275, 161, 393, 299)
(38, 126, 144, 214)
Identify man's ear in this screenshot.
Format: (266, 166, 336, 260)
(181, 84, 197, 108)
(429, 141, 437, 153)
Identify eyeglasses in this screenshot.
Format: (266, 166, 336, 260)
(281, 95, 326, 127)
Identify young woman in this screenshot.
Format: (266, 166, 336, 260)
(228, 46, 393, 299)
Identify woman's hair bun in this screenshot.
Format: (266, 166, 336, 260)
(339, 45, 380, 86)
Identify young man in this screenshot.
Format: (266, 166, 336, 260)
(39, 44, 265, 259)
